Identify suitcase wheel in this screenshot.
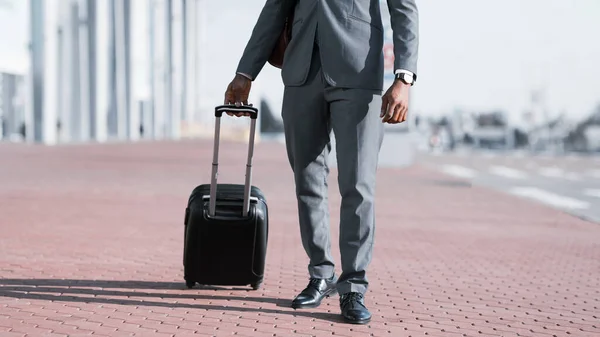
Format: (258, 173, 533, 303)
(251, 281, 262, 290)
(185, 280, 196, 289)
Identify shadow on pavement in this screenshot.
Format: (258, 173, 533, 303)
(0, 279, 245, 291)
(0, 279, 344, 323)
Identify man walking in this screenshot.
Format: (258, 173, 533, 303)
(224, 0, 418, 324)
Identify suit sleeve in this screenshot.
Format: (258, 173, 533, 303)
(236, 0, 292, 80)
(386, 0, 419, 78)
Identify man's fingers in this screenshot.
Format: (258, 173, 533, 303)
(239, 97, 249, 116)
(382, 100, 398, 123)
(224, 81, 236, 104)
(382, 109, 392, 123)
(236, 96, 249, 107)
(232, 89, 242, 106)
(223, 82, 253, 117)
(392, 105, 405, 124)
(389, 105, 401, 124)
(393, 103, 410, 124)
(381, 96, 389, 117)
(224, 90, 233, 105)
(385, 103, 406, 124)
(399, 105, 408, 123)
(382, 99, 392, 122)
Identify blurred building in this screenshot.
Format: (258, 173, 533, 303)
(564, 105, 600, 153)
(20, 0, 208, 145)
(0, 70, 26, 141)
(14, 0, 283, 145)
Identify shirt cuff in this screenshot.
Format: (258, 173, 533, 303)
(236, 72, 254, 81)
(394, 69, 416, 82)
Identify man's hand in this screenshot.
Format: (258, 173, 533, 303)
(380, 80, 411, 124)
(224, 74, 253, 117)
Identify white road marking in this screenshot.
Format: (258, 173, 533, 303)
(566, 154, 580, 161)
(538, 167, 564, 178)
(587, 170, 600, 178)
(489, 166, 528, 179)
(509, 187, 590, 210)
(536, 167, 582, 181)
(440, 164, 478, 179)
(525, 162, 538, 169)
(583, 189, 600, 198)
(565, 172, 581, 181)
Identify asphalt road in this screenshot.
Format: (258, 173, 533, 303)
(418, 148, 600, 223)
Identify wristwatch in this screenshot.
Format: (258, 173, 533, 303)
(395, 72, 415, 86)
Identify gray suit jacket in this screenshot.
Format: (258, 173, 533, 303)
(236, 0, 419, 91)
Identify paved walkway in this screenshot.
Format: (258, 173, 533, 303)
(0, 140, 598, 337)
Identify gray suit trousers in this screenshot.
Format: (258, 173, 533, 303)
(281, 45, 384, 295)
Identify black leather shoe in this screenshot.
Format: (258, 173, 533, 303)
(291, 276, 337, 309)
(340, 292, 371, 324)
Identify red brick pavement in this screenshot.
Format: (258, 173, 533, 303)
(0, 139, 599, 337)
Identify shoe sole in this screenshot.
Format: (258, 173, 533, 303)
(342, 316, 371, 324)
(291, 288, 338, 309)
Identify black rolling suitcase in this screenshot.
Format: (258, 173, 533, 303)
(183, 104, 268, 290)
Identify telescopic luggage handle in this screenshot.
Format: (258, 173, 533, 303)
(208, 104, 259, 217)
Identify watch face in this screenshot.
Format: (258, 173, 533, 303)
(395, 72, 414, 84)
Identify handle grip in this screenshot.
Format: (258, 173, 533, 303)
(215, 104, 258, 119)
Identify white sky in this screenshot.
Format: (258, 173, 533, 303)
(1, 0, 599, 124)
(0, 0, 28, 73)
(414, 0, 600, 122)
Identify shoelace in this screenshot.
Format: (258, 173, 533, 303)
(307, 277, 335, 294)
(341, 292, 363, 310)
